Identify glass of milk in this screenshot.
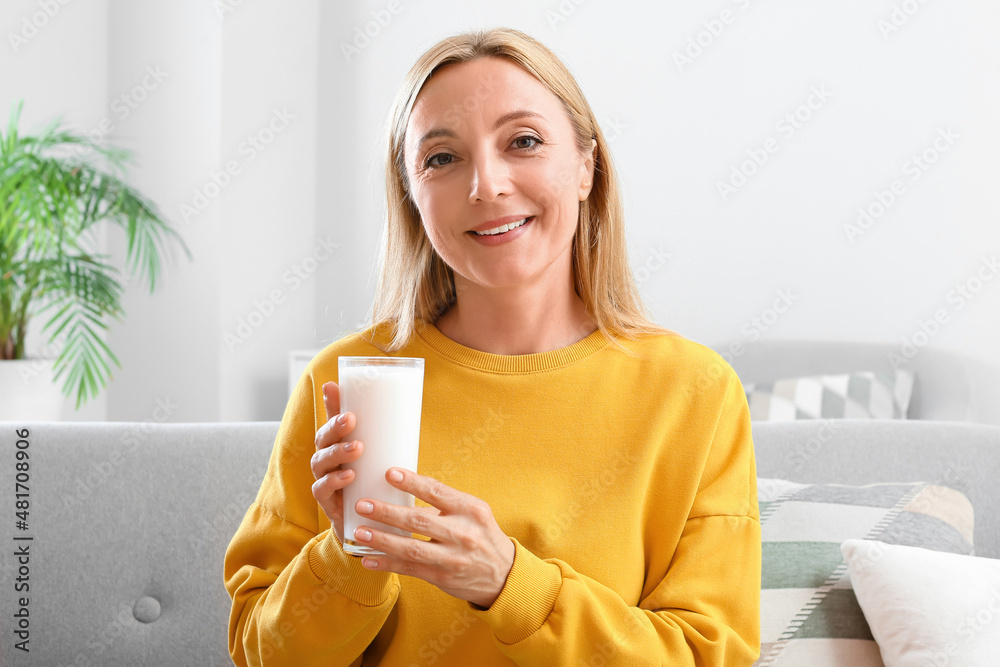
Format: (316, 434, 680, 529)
(338, 356, 425, 556)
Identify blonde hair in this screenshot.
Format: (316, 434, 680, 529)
(366, 27, 671, 351)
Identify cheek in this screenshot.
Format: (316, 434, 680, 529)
(411, 188, 461, 257)
(419, 212, 446, 251)
(410, 183, 445, 229)
(413, 170, 463, 212)
(521, 156, 583, 211)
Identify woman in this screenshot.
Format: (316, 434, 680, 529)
(225, 27, 760, 666)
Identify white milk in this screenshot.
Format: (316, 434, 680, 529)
(338, 358, 424, 556)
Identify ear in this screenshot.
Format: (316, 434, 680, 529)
(578, 137, 597, 201)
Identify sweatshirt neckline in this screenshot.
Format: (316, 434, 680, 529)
(415, 320, 612, 373)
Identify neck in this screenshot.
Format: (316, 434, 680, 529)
(434, 275, 597, 356)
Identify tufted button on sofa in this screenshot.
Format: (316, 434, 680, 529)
(2, 419, 998, 665)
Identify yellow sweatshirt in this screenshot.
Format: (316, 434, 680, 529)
(224, 321, 761, 666)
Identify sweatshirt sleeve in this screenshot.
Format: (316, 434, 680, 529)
(224, 366, 401, 666)
(471, 371, 762, 666)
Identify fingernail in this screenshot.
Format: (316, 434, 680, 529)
(337, 469, 352, 480)
(336, 414, 347, 425)
(388, 469, 403, 483)
(362, 557, 377, 568)
(357, 501, 374, 514)
(343, 441, 356, 452)
(355, 528, 372, 542)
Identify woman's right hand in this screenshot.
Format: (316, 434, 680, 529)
(311, 381, 363, 542)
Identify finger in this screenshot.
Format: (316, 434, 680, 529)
(315, 384, 355, 451)
(311, 468, 355, 505)
(385, 468, 467, 514)
(355, 497, 450, 542)
(357, 549, 436, 581)
(314, 415, 356, 452)
(316, 381, 351, 447)
(310, 440, 364, 479)
(322, 381, 340, 421)
(352, 523, 444, 569)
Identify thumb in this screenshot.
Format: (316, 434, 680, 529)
(322, 381, 341, 421)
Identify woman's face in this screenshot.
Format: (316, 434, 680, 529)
(403, 57, 595, 292)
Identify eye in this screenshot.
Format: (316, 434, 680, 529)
(424, 152, 456, 169)
(512, 135, 542, 150)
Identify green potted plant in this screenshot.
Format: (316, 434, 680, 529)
(0, 100, 190, 415)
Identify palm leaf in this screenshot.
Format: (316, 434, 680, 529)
(0, 99, 189, 406)
(38, 255, 125, 407)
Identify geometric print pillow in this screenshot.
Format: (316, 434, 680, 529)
(755, 478, 974, 667)
(744, 370, 915, 421)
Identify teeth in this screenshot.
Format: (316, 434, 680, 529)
(474, 218, 529, 236)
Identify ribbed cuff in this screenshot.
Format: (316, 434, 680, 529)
(308, 530, 396, 607)
(472, 538, 562, 645)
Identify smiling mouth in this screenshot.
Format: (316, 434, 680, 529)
(471, 216, 533, 236)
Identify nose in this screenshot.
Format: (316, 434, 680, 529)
(468, 150, 511, 203)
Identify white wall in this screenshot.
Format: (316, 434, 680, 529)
(216, 1, 319, 421)
(4, 1, 998, 421)
(94, 0, 319, 423)
(323, 0, 1000, 377)
(0, 0, 109, 420)
(315, 3, 378, 347)
(103, 0, 224, 423)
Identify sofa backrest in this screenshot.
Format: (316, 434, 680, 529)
(1, 419, 998, 665)
(752, 419, 1000, 558)
(0, 421, 278, 667)
(713, 339, 1000, 425)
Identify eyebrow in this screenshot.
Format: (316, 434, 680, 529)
(417, 109, 545, 148)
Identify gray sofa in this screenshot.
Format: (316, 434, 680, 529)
(1, 419, 998, 665)
(715, 339, 1000, 425)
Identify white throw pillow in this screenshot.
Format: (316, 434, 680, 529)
(841, 539, 1000, 667)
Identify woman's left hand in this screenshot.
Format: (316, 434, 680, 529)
(352, 468, 515, 609)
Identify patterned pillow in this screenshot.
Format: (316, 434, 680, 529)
(755, 478, 974, 667)
(744, 370, 914, 421)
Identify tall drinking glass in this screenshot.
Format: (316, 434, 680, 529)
(338, 356, 424, 556)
